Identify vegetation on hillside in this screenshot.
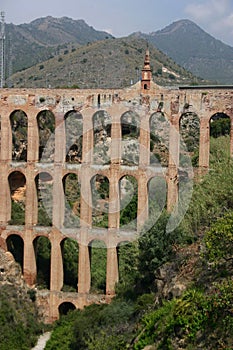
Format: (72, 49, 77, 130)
(42, 135, 233, 349)
(4, 109, 233, 349)
(10, 37, 198, 89)
(0, 281, 43, 350)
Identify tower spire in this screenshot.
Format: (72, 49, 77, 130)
(141, 44, 152, 91)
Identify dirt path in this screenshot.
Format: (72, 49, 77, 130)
(31, 332, 51, 350)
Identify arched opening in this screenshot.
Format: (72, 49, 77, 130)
(35, 172, 53, 226)
(117, 241, 137, 286)
(10, 110, 28, 162)
(150, 112, 170, 167)
(179, 112, 200, 167)
(65, 111, 83, 163)
(37, 110, 55, 162)
(8, 171, 26, 225)
(144, 84, 148, 90)
(59, 302, 76, 316)
(6, 234, 24, 270)
(91, 175, 109, 228)
(121, 111, 140, 166)
(61, 238, 79, 292)
(93, 110, 111, 165)
(148, 176, 167, 219)
(97, 94, 101, 108)
(89, 240, 107, 293)
(119, 175, 138, 229)
(63, 173, 81, 228)
(209, 113, 231, 163)
(33, 236, 51, 289)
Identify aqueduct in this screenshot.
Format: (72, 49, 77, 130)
(0, 51, 233, 322)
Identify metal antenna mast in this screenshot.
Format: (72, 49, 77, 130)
(0, 11, 6, 88)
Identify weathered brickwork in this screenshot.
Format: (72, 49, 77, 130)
(0, 62, 232, 322)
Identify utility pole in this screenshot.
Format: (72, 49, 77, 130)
(7, 32, 13, 87)
(0, 11, 6, 88)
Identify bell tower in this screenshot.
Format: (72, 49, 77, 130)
(141, 45, 152, 91)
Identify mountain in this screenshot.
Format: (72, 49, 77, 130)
(10, 37, 201, 89)
(5, 16, 113, 74)
(132, 19, 233, 84)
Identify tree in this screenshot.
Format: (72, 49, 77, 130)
(204, 211, 233, 266)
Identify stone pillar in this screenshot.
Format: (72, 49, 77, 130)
(110, 121, 121, 164)
(78, 238, 91, 293)
(106, 246, 118, 295)
(25, 165, 37, 226)
(1, 109, 11, 161)
(167, 114, 179, 211)
(52, 165, 64, 228)
(108, 166, 120, 229)
(27, 109, 39, 162)
(80, 166, 92, 228)
(54, 112, 65, 163)
(0, 163, 11, 223)
(139, 113, 150, 167)
(49, 293, 60, 323)
(52, 112, 66, 228)
(199, 117, 210, 170)
(23, 230, 37, 286)
(82, 110, 93, 164)
(137, 173, 148, 230)
(50, 230, 63, 291)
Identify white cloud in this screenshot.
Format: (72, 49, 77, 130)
(185, 0, 233, 45)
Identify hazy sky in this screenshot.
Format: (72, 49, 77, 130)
(2, 0, 233, 46)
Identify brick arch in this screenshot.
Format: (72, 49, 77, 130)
(121, 110, 140, 166)
(116, 240, 135, 281)
(179, 111, 200, 168)
(6, 233, 24, 270)
(0, 87, 232, 322)
(64, 110, 83, 164)
(147, 175, 167, 218)
(35, 172, 53, 227)
(209, 111, 232, 160)
(8, 170, 27, 225)
(208, 109, 233, 123)
(88, 239, 107, 294)
(58, 301, 76, 316)
(37, 109, 55, 162)
(92, 110, 112, 165)
(119, 174, 138, 230)
(33, 235, 51, 290)
(149, 111, 170, 167)
(60, 237, 79, 292)
(90, 174, 109, 228)
(10, 109, 28, 162)
(62, 173, 81, 228)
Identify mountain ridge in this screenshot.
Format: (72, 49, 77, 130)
(4, 16, 233, 86)
(133, 19, 233, 84)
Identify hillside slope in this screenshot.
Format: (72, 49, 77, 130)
(133, 19, 233, 84)
(6, 16, 113, 74)
(10, 37, 201, 89)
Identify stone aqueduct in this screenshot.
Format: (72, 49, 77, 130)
(0, 72, 233, 321)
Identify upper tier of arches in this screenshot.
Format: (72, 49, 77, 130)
(0, 107, 232, 168)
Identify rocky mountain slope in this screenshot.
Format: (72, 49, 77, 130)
(10, 37, 200, 89)
(4, 16, 229, 87)
(5, 16, 113, 75)
(133, 19, 233, 84)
